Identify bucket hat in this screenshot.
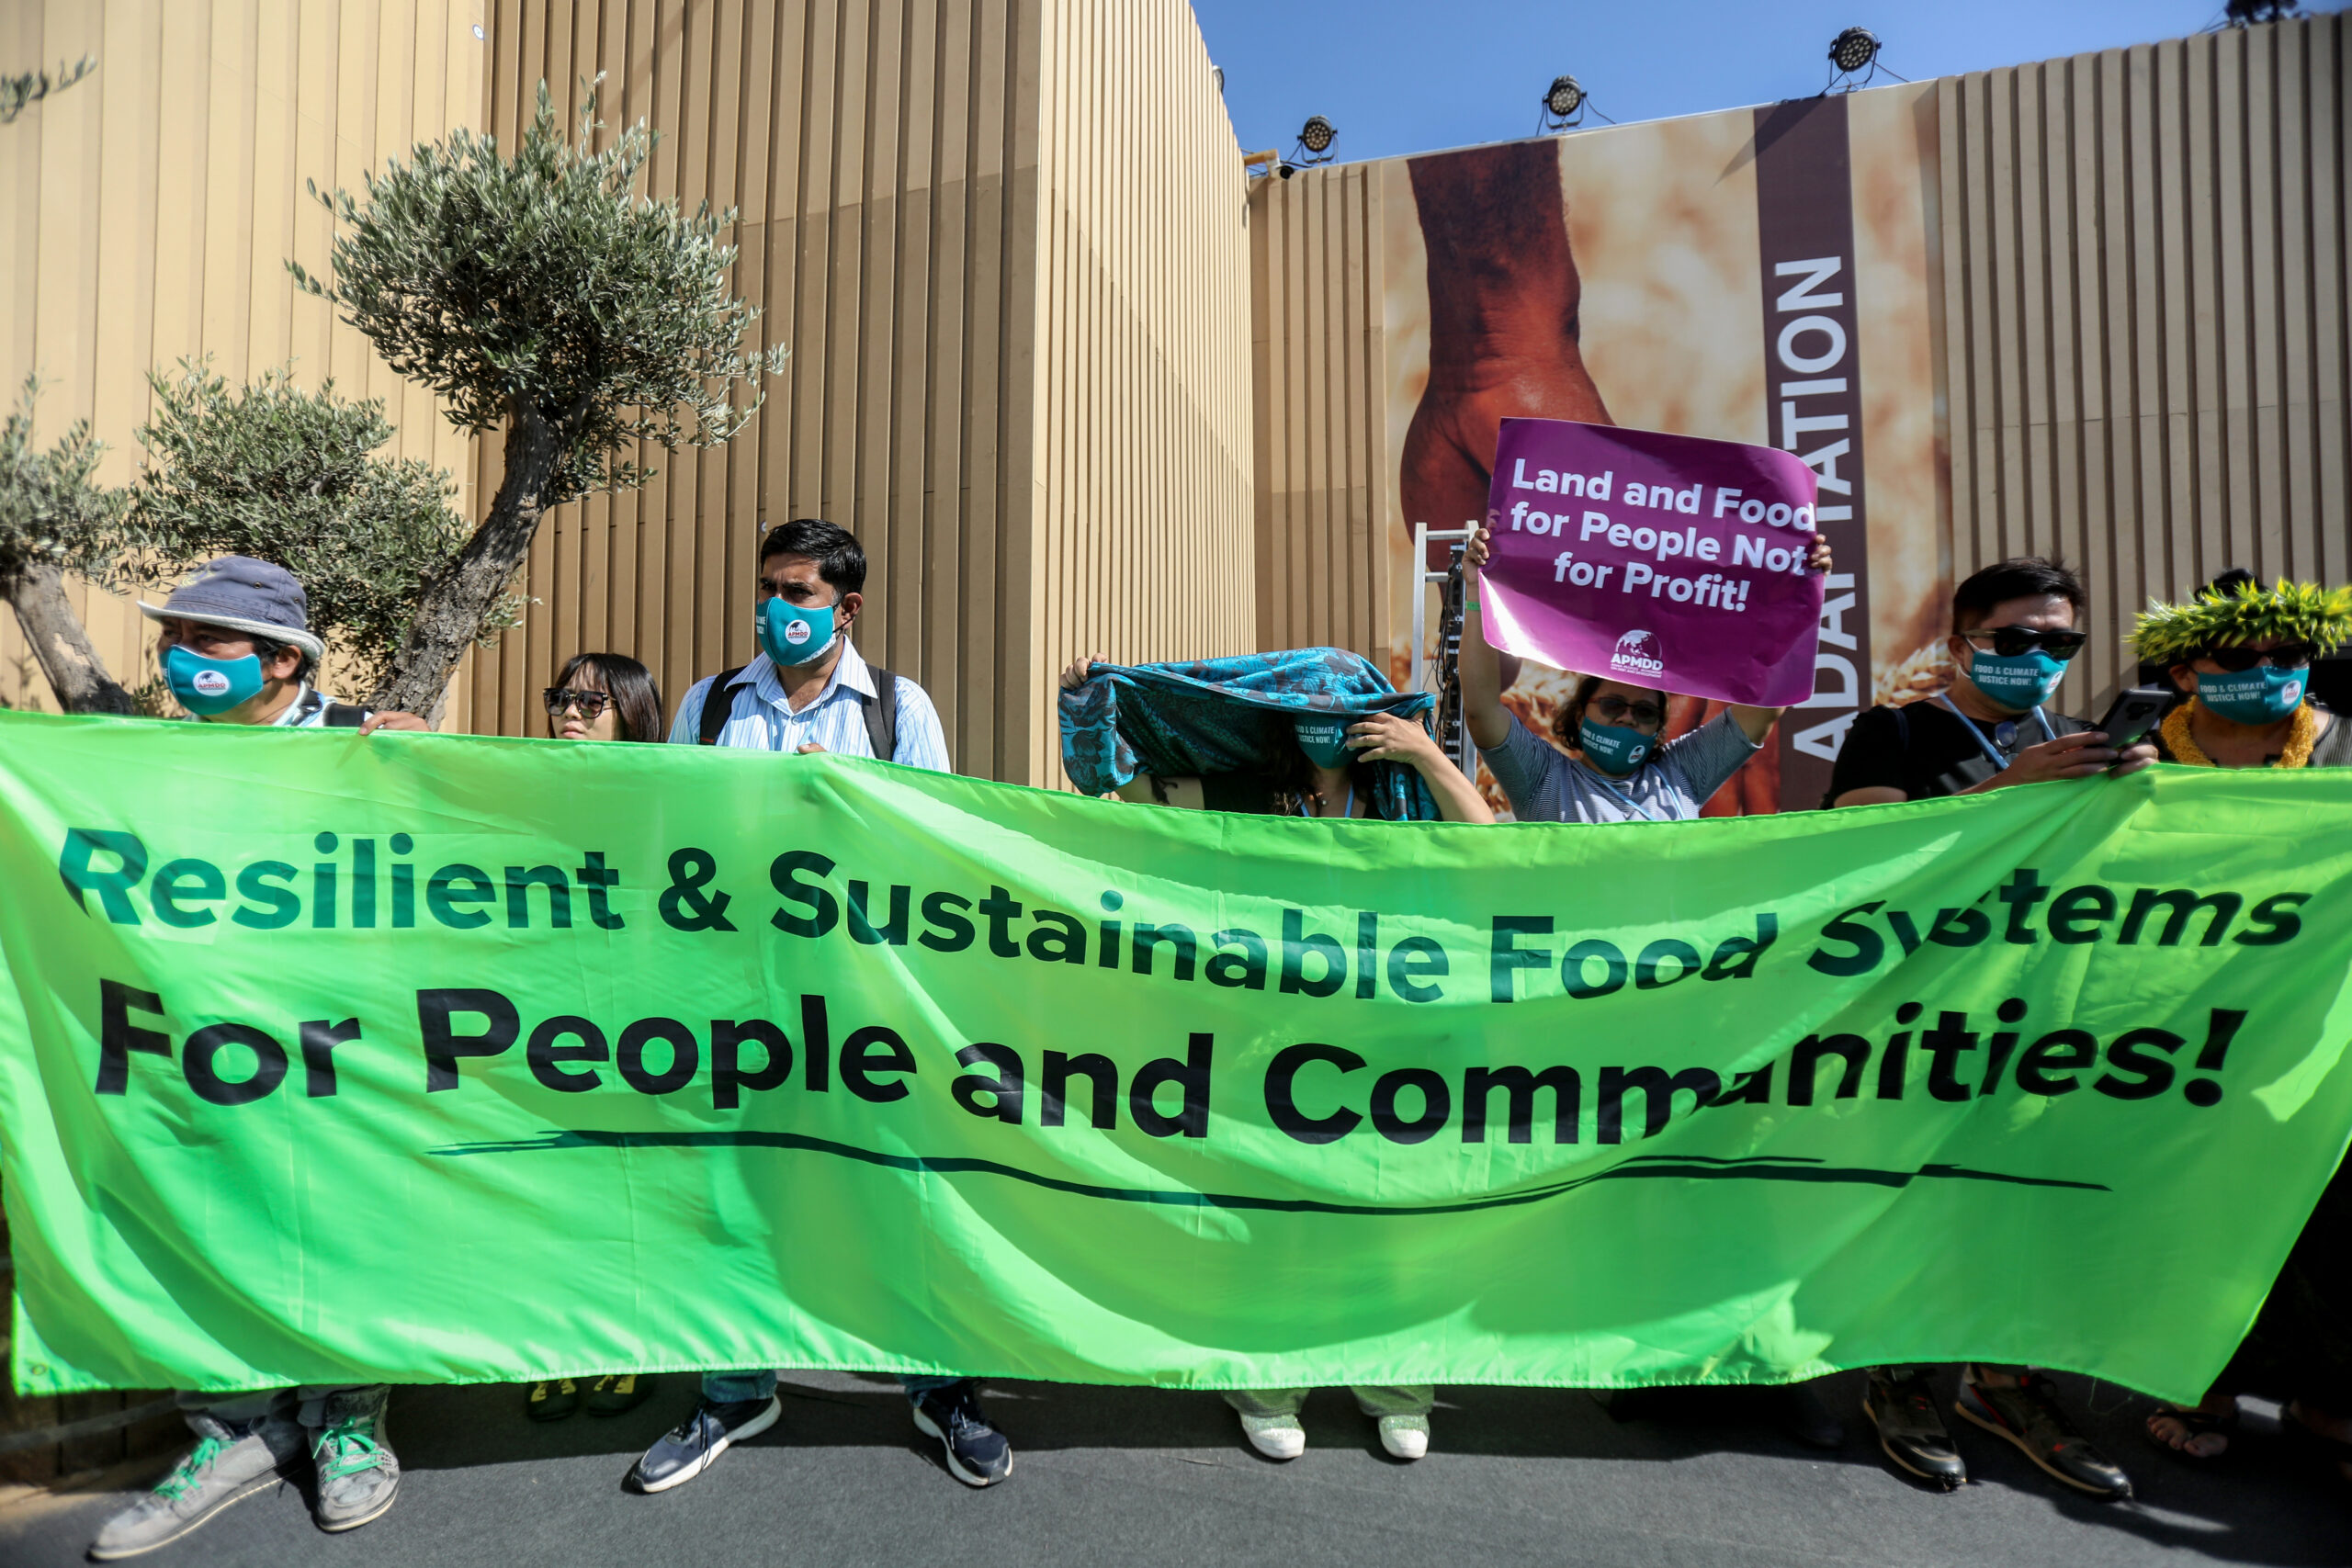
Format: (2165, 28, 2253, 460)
(137, 556, 327, 663)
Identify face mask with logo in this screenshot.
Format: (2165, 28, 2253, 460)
(2198, 664, 2306, 725)
(1294, 715, 1355, 769)
(1965, 648, 2066, 711)
(758, 596, 836, 668)
(1577, 717, 1656, 775)
(164, 643, 266, 717)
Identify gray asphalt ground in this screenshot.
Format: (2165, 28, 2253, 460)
(1, 1368, 2343, 1568)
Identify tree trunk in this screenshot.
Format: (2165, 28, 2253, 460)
(1, 563, 136, 715)
(372, 402, 563, 717)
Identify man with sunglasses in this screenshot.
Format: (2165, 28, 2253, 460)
(1827, 557, 2151, 1501)
(1827, 557, 2155, 809)
(640, 519, 1007, 1495)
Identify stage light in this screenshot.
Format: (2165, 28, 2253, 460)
(1299, 116, 1335, 156)
(1828, 27, 1879, 76)
(1545, 76, 1584, 120)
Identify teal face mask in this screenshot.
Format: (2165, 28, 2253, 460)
(164, 643, 266, 717)
(1577, 717, 1656, 775)
(2198, 665, 2306, 725)
(1294, 715, 1354, 769)
(1966, 648, 2066, 710)
(758, 597, 836, 667)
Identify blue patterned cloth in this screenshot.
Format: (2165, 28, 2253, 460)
(1057, 648, 1442, 821)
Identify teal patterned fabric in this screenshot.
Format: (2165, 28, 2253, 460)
(1057, 647, 1442, 821)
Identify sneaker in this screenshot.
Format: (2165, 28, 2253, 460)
(1954, 1371, 2132, 1500)
(1863, 1369, 1965, 1490)
(311, 1386, 401, 1533)
(1238, 1410, 1306, 1461)
(526, 1379, 580, 1422)
(88, 1415, 303, 1560)
(1377, 1413, 1430, 1461)
(628, 1396, 780, 1493)
(584, 1373, 658, 1416)
(910, 1382, 1012, 1486)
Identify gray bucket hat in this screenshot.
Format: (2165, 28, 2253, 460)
(137, 556, 327, 662)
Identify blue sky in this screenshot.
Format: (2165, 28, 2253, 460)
(1191, 1, 2342, 164)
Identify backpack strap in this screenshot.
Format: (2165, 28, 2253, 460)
(697, 668, 748, 746)
(321, 703, 368, 729)
(861, 667, 899, 761)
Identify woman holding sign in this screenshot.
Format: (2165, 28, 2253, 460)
(1458, 527, 1830, 823)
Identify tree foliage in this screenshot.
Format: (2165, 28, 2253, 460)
(0, 55, 96, 126)
(288, 76, 787, 715)
(0, 378, 136, 713)
(129, 363, 480, 695)
(290, 76, 786, 510)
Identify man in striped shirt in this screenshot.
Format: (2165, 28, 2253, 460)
(637, 518, 1010, 1494)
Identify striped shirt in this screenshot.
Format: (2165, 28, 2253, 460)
(665, 641, 951, 772)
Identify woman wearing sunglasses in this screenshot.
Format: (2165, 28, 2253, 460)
(544, 653, 666, 744)
(1458, 526, 1830, 823)
(2134, 572, 2352, 771)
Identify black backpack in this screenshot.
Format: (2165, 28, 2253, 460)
(695, 665, 899, 759)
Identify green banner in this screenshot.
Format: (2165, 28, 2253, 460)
(3, 710, 2349, 1403)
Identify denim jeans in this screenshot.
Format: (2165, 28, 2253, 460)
(702, 1370, 965, 1405)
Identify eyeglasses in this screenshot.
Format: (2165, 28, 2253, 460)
(2199, 642, 2316, 672)
(542, 687, 613, 719)
(1590, 695, 1666, 728)
(1962, 626, 2089, 661)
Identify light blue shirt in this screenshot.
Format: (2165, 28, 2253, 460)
(666, 640, 951, 772)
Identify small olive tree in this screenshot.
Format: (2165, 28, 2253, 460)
(291, 78, 788, 716)
(0, 378, 136, 714)
(130, 363, 481, 697)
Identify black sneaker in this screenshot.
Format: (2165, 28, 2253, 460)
(910, 1382, 1012, 1487)
(627, 1396, 780, 1493)
(526, 1380, 580, 1422)
(1864, 1369, 1965, 1490)
(1954, 1371, 2131, 1500)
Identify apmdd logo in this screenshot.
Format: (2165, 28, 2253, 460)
(190, 668, 232, 697)
(784, 618, 814, 647)
(1610, 629, 1664, 678)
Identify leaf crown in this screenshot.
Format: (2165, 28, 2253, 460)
(2131, 577, 2352, 666)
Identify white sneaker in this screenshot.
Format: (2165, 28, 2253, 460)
(1378, 1414, 1430, 1461)
(1238, 1410, 1306, 1460)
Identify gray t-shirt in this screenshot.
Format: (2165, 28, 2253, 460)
(1480, 710, 1761, 823)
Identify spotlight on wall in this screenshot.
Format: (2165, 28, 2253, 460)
(1535, 74, 1613, 134)
(1826, 26, 1905, 91)
(1279, 115, 1336, 176)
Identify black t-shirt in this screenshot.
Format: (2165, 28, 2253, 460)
(1824, 700, 2091, 805)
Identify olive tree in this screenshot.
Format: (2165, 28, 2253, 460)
(130, 363, 481, 697)
(0, 378, 136, 714)
(291, 79, 788, 716)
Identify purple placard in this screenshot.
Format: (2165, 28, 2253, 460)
(1478, 418, 1826, 708)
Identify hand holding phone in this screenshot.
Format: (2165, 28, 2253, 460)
(2093, 685, 2174, 755)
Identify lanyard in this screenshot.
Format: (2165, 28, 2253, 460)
(1934, 694, 2052, 771)
(1573, 759, 1668, 823)
(1299, 784, 1356, 820)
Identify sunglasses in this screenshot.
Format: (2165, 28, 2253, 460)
(542, 687, 613, 719)
(1962, 626, 2089, 661)
(1590, 694, 1667, 728)
(2199, 642, 2316, 673)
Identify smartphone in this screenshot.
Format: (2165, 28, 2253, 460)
(2092, 685, 2174, 751)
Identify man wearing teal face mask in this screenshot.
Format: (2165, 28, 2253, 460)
(136, 556, 425, 733)
(650, 519, 992, 1494)
(1827, 557, 2155, 809)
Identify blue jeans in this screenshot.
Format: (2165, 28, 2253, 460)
(702, 1370, 963, 1405)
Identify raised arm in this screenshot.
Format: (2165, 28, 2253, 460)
(1458, 528, 1512, 750)
(1346, 712, 1497, 824)
(1061, 652, 1203, 807)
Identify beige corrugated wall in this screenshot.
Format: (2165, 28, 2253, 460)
(469, 0, 1252, 784)
(1250, 16, 2351, 711)
(0, 0, 486, 721)
(1027, 0, 1256, 786)
(1939, 15, 2351, 703)
(1248, 162, 1387, 662)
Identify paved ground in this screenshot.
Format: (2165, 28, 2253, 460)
(1, 1369, 2343, 1568)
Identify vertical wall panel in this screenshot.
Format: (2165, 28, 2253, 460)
(0, 0, 485, 719)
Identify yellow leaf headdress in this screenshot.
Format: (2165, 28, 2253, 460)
(2131, 577, 2352, 668)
